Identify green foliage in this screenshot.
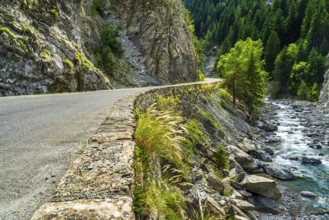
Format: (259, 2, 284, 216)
(307, 83, 319, 102)
(265, 30, 281, 73)
(289, 61, 310, 95)
(218, 88, 231, 102)
(95, 24, 123, 76)
(181, 120, 209, 154)
(77, 140, 88, 154)
(135, 104, 186, 171)
(63, 59, 74, 69)
(212, 145, 229, 170)
(297, 80, 308, 100)
(197, 69, 205, 81)
(92, 0, 107, 16)
(217, 38, 268, 114)
(50, 6, 59, 17)
(155, 95, 181, 113)
(0, 27, 16, 39)
(199, 108, 221, 129)
(134, 105, 188, 218)
(134, 179, 184, 219)
(41, 49, 56, 61)
(184, 8, 204, 65)
(191, 208, 220, 220)
(184, 0, 328, 99)
(76, 52, 94, 69)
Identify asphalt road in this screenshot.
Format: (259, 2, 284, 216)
(0, 78, 220, 220)
(0, 88, 148, 220)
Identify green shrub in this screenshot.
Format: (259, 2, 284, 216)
(95, 25, 123, 75)
(297, 80, 308, 100)
(307, 83, 319, 102)
(197, 69, 205, 81)
(134, 104, 187, 218)
(50, 6, 59, 17)
(135, 104, 185, 166)
(181, 120, 209, 153)
(212, 145, 229, 170)
(155, 95, 181, 113)
(92, 0, 107, 16)
(134, 179, 184, 219)
(76, 52, 94, 69)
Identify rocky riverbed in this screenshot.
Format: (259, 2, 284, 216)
(255, 99, 329, 219)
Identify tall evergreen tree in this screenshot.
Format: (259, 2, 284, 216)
(217, 38, 268, 114)
(265, 30, 281, 73)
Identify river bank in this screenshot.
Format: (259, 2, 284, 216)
(256, 99, 329, 219)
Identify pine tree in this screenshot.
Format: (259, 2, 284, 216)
(217, 38, 268, 115)
(265, 30, 281, 73)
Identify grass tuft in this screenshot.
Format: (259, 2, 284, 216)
(135, 104, 185, 165)
(63, 59, 74, 69)
(0, 27, 17, 39)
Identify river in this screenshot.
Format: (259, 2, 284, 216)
(265, 100, 329, 217)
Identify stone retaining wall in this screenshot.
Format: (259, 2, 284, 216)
(31, 80, 220, 219)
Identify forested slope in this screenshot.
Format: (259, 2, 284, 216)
(184, 0, 329, 101)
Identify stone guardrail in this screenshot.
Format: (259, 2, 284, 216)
(31, 80, 221, 219)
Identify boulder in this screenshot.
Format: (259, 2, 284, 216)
(231, 199, 255, 210)
(257, 121, 278, 132)
(227, 146, 259, 172)
(263, 147, 274, 156)
(250, 196, 281, 214)
(231, 190, 244, 199)
(266, 136, 281, 143)
(207, 173, 224, 193)
(301, 157, 322, 165)
(205, 196, 226, 217)
(241, 175, 281, 200)
(250, 150, 272, 162)
(238, 138, 257, 152)
(262, 164, 295, 180)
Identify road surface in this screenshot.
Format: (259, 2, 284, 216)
(0, 78, 220, 219)
(0, 88, 148, 219)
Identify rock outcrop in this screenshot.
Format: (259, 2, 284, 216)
(112, 0, 198, 84)
(0, 0, 199, 96)
(319, 54, 329, 106)
(0, 0, 111, 96)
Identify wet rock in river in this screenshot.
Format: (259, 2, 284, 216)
(308, 144, 322, 149)
(300, 191, 317, 198)
(263, 147, 274, 156)
(262, 164, 295, 180)
(249, 150, 272, 162)
(288, 156, 299, 161)
(257, 121, 278, 132)
(266, 136, 281, 143)
(301, 157, 322, 165)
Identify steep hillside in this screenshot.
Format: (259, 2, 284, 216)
(184, 0, 329, 102)
(0, 0, 111, 96)
(319, 54, 329, 106)
(0, 0, 198, 96)
(111, 0, 198, 84)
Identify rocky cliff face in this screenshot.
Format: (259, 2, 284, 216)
(319, 54, 329, 106)
(112, 0, 198, 84)
(0, 0, 111, 96)
(0, 0, 198, 96)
